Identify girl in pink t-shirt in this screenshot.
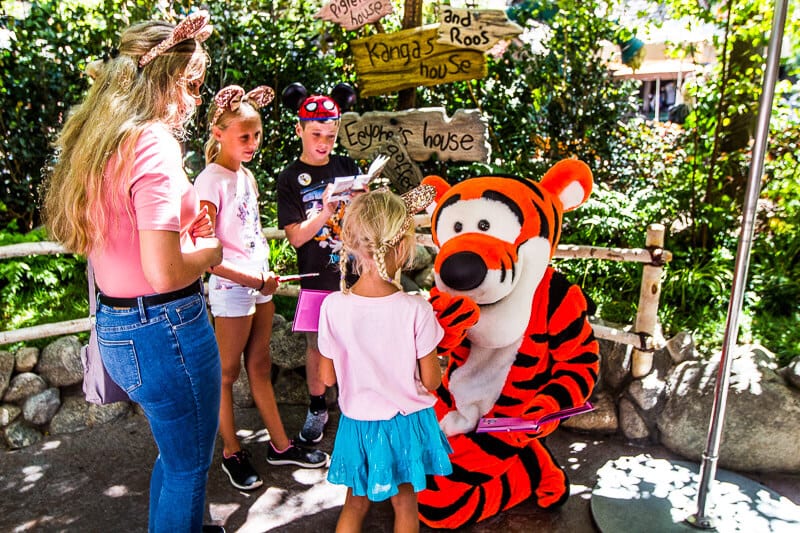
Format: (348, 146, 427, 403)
(195, 85, 327, 491)
(318, 187, 452, 532)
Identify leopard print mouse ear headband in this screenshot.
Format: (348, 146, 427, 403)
(211, 85, 275, 125)
(385, 184, 437, 247)
(138, 10, 213, 69)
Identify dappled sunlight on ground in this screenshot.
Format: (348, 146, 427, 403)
(235, 475, 345, 532)
(592, 454, 800, 532)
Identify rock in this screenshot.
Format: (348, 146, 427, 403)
(597, 335, 632, 392)
(49, 396, 130, 435)
(781, 355, 800, 390)
(665, 331, 696, 364)
(408, 244, 433, 271)
(1, 403, 21, 426)
(4, 420, 43, 449)
(22, 387, 61, 425)
(3, 372, 47, 403)
(619, 397, 651, 441)
(15, 346, 39, 373)
(271, 323, 307, 369)
(233, 360, 254, 408)
(0, 350, 14, 398)
(657, 344, 800, 473)
(413, 264, 435, 289)
(562, 391, 618, 434)
(399, 273, 421, 293)
(627, 371, 666, 412)
(273, 368, 309, 405)
(36, 335, 84, 387)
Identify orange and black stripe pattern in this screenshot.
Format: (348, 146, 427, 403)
(418, 161, 599, 529)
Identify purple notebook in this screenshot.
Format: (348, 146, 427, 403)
(292, 289, 333, 332)
(476, 402, 595, 433)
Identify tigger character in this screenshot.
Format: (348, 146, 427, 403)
(418, 159, 600, 529)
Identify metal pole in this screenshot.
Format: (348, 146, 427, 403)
(687, 0, 789, 528)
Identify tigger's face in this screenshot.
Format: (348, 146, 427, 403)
(424, 160, 593, 311)
(431, 178, 556, 306)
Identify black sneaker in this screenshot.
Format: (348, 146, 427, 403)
(298, 408, 329, 444)
(266, 441, 329, 468)
(221, 450, 263, 490)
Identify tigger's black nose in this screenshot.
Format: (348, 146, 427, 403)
(439, 251, 487, 291)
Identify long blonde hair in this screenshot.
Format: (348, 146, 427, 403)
(42, 20, 208, 255)
(338, 189, 416, 292)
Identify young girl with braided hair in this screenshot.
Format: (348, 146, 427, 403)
(194, 85, 327, 491)
(317, 187, 453, 532)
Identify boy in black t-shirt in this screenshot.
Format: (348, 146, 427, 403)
(277, 90, 359, 444)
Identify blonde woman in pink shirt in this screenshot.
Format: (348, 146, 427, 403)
(318, 187, 453, 532)
(43, 12, 224, 533)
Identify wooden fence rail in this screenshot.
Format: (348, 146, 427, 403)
(0, 224, 671, 375)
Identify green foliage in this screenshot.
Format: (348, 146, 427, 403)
(0, 224, 87, 337)
(0, 0, 154, 231)
(1, 0, 799, 366)
(416, 0, 641, 183)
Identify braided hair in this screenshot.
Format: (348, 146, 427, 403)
(338, 189, 416, 293)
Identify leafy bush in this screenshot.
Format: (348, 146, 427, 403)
(0, 223, 86, 344)
(0, 0, 154, 231)
(1, 0, 799, 367)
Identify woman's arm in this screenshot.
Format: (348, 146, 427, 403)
(139, 229, 221, 293)
(418, 350, 442, 392)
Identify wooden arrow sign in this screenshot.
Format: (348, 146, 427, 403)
(339, 108, 490, 163)
(315, 0, 393, 31)
(350, 25, 487, 97)
(437, 8, 523, 51)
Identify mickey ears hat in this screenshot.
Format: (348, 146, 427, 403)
(281, 82, 356, 121)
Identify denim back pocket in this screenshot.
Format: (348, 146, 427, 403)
(96, 338, 142, 393)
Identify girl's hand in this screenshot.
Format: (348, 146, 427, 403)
(259, 272, 279, 296)
(189, 205, 214, 242)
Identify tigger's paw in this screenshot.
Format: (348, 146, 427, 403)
(535, 474, 569, 509)
(429, 287, 479, 350)
(440, 410, 478, 437)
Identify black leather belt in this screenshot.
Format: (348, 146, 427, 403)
(99, 279, 203, 308)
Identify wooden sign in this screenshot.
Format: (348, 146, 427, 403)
(371, 136, 422, 193)
(315, 0, 393, 31)
(350, 25, 487, 97)
(339, 108, 490, 163)
(437, 8, 523, 51)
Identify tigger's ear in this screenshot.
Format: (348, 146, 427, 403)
(540, 159, 593, 212)
(421, 175, 451, 202)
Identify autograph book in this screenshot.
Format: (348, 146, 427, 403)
(476, 402, 595, 433)
(291, 289, 332, 333)
(328, 154, 389, 201)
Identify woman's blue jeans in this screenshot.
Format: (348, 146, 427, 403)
(96, 292, 221, 533)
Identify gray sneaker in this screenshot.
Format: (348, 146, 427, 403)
(266, 441, 328, 468)
(298, 409, 328, 444)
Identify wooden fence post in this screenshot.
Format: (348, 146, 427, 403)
(632, 223, 666, 377)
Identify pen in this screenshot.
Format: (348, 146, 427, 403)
(277, 273, 321, 283)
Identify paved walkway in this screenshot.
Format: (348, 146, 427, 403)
(2, 404, 798, 532)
